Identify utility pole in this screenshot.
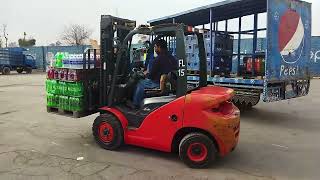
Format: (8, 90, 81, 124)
(115, 8, 119, 16)
(3, 24, 8, 48)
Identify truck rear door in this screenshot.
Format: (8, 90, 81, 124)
(310, 36, 320, 77)
(263, 0, 311, 102)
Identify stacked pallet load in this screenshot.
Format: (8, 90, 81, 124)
(185, 35, 201, 74)
(184, 32, 233, 76)
(46, 51, 100, 118)
(241, 52, 266, 78)
(203, 31, 234, 76)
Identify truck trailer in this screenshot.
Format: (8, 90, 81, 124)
(148, 0, 312, 110)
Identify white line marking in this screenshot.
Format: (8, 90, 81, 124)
(272, 144, 289, 149)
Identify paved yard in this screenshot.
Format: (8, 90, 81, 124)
(0, 73, 319, 180)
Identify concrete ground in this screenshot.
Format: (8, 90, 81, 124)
(0, 72, 319, 180)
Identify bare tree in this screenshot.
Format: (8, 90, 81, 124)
(61, 24, 92, 45)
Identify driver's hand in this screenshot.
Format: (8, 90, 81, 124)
(143, 70, 148, 75)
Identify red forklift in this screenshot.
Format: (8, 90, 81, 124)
(89, 16, 240, 168)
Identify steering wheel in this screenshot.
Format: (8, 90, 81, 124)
(130, 68, 145, 81)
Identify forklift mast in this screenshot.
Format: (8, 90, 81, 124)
(100, 15, 136, 106)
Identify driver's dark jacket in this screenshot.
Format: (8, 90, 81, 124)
(149, 51, 178, 83)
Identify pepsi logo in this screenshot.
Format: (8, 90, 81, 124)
(278, 9, 304, 64)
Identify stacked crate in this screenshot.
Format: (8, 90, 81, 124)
(204, 31, 234, 76)
(241, 53, 266, 77)
(185, 35, 201, 71)
(184, 32, 234, 75)
(46, 51, 100, 117)
(46, 68, 85, 114)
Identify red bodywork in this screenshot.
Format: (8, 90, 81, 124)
(100, 86, 240, 156)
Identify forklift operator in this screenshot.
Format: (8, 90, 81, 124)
(133, 39, 178, 107)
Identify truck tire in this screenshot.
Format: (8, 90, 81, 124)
(232, 91, 261, 111)
(179, 133, 216, 168)
(92, 114, 124, 150)
(17, 68, 23, 74)
(2, 67, 10, 75)
(25, 67, 32, 74)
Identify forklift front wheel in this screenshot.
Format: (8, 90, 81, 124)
(92, 114, 124, 150)
(179, 133, 216, 168)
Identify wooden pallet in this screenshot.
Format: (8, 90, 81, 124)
(46, 106, 90, 118)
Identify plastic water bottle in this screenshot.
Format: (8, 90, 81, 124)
(77, 54, 84, 69)
(47, 93, 53, 107)
(59, 95, 69, 111)
(68, 54, 74, 69)
(52, 80, 58, 95)
(45, 80, 51, 93)
(70, 97, 83, 111)
(62, 53, 70, 69)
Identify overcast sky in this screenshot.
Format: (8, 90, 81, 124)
(1, 0, 319, 46)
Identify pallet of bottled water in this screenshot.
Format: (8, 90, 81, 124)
(63, 54, 100, 69)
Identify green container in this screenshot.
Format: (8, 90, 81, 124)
(55, 53, 64, 68)
(58, 95, 70, 111)
(58, 82, 68, 96)
(45, 80, 51, 93)
(68, 82, 84, 97)
(47, 93, 59, 107)
(69, 97, 84, 111)
(46, 80, 59, 94)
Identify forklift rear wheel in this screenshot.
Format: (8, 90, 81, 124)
(92, 114, 124, 150)
(2, 67, 10, 75)
(179, 133, 216, 168)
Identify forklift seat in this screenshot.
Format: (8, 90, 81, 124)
(144, 71, 176, 98)
(144, 74, 168, 98)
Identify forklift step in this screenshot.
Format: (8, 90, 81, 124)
(127, 126, 138, 131)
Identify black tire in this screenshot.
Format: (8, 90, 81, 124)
(234, 101, 245, 111)
(2, 67, 10, 75)
(179, 133, 216, 168)
(92, 114, 124, 150)
(245, 102, 253, 110)
(17, 68, 23, 74)
(25, 67, 32, 74)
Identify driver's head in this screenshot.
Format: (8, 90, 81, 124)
(154, 39, 168, 55)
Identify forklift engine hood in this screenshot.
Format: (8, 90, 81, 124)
(187, 86, 234, 109)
